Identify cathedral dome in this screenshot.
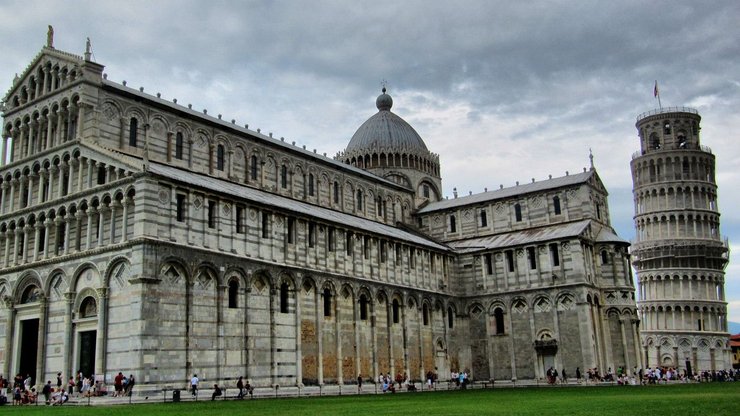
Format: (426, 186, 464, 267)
(344, 88, 429, 158)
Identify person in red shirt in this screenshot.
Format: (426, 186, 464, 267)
(114, 372, 124, 397)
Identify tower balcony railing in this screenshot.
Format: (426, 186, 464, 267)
(631, 143, 713, 159)
(636, 106, 699, 122)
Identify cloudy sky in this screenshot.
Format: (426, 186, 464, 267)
(1, 0, 739, 325)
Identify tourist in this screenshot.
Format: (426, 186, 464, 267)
(236, 376, 244, 399)
(357, 374, 362, 393)
(42, 380, 52, 404)
(211, 384, 222, 401)
(114, 372, 124, 397)
(56, 372, 62, 390)
(191, 374, 199, 397)
(125, 374, 136, 396)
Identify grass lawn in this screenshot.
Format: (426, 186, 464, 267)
(7, 383, 740, 415)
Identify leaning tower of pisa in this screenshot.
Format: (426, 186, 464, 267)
(631, 107, 731, 373)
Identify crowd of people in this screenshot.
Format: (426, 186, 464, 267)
(1, 365, 738, 405)
(0, 369, 137, 406)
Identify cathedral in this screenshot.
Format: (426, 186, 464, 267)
(0, 37, 642, 393)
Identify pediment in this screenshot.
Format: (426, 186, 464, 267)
(3, 45, 103, 111)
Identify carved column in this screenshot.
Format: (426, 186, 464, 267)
(66, 161, 75, 194)
(1, 181, 8, 215)
(85, 208, 95, 250)
(1, 133, 9, 167)
(11, 228, 21, 266)
(37, 170, 47, 203)
(18, 177, 27, 208)
(32, 224, 41, 262)
(294, 276, 303, 386)
(87, 159, 94, 189)
(21, 225, 30, 264)
(121, 198, 130, 243)
(28, 120, 37, 157)
(387, 298, 395, 377)
(354, 294, 361, 384)
(27, 173, 36, 207)
(48, 166, 56, 201)
(269, 286, 277, 386)
(401, 298, 410, 380)
(74, 103, 84, 140)
(109, 201, 119, 243)
(56, 109, 65, 145)
(95, 287, 108, 382)
(19, 124, 28, 158)
(370, 298, 378, 382)
(57, 161, 66, 196)
(36, 295, 49, 386)
(9, 178, 16, 212)
(335, 289, 343, 385)
(2, 298, 16, 379)
(74, 211, 83, 252)
(619, 319, 631, 374)
(97, 206, 107, 247)
(42, 219, 51, 259)
(316, 285, 323, 385)
(62, 215, 70, 256)
(46, 112, 54, 149)
(62, 292, 75, 385)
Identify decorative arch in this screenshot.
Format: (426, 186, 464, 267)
(70, 262, 102, 292)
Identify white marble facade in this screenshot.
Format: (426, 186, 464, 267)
(0, 40, 642, 392)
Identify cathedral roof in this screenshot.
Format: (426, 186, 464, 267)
(148, 161, 450, 252)
(343, 88, 429, 157)
(417, 170, 597, 214)
(447, 219, 592, 253)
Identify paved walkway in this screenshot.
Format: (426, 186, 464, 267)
(5, 378, 699, 407)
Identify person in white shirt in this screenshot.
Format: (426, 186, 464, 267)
(190, 374, 199, 397)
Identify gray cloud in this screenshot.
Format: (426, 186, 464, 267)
(2, 0, 739, 320)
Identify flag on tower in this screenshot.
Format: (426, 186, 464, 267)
(654, 80, 662, 109)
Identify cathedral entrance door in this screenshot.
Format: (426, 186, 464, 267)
(19, 318, 39, 382)
(542, 354, 555, 376)
(78, 330, 96, 377)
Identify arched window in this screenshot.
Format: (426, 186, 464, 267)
(356, 189, 363, 211)
(216, 144, 225, 171)
(422, 303, 429, 326)
(423, 184, 430, 198)
(601, 250, 609, 265)
(494, 308, 505, 335)
(480, 210, 487, 227)
(228, 280, 239, 309)
(308, 173, 314, 196)
(447, 306, 454, 329)
(128, 118, 138, 147)
(514, 203, 522, 222)
(79, 296, 98, 318)
(359, 294, 368, 321)
(250, 155, 258, 180)
(553, 196, 561, 215)
(392, 299, 400, 324)
(280, 282, 289, 313)
(333, 181, 340, 204)
(175, 132, 184, 160)
(20, 285, 41, 304)
(650, 133, 660, 150)
(323, 288, 332, 317)
(281, 165, 288, 188)
(449, 215, 456, 232)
